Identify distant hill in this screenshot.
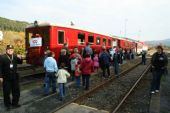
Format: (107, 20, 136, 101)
(0, 17, 29, 32)
(145, 38, 170, 47)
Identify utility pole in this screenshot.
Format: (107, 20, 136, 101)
(124, 19, 128, 38)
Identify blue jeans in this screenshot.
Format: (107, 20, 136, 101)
(151, 70, 163, 91)
(75, 76, 81, 88)
(59, 83, 65, 98)
(44, 72, 56, 95)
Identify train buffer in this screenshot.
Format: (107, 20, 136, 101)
(55, 103, 109, 113)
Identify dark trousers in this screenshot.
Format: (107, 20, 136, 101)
(71, 70, 75, 81)
(114, 63, 119, 75)
(151, 70, 163, 91)
(101, 65, 110, 77)
(3, 79, 20, 107)
(142, 58, 146, 65)
(75, 76, 81, 88)
(82, 74, 90, 90)
(44, 72, 56, 95)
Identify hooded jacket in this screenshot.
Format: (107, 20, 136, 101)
(80, 57, 94, 75)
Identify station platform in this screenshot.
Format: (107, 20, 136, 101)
(149, 64, 170, 113)
(55, 103, 109, 113)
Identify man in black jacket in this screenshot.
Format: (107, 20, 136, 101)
(150, 45, 168, 94)
(0, 45, 22, 110)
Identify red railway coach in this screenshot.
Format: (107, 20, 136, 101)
(25, 22, 137, 65)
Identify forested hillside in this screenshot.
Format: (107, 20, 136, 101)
(0, 17, 29, 55)
(0, 17, 29, 32)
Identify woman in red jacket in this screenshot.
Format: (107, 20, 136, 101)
(80, 54, 94, 90)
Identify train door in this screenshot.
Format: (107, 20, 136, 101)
(117, 39, 121, 48)
(25, 27, 50, 65)
(112, 39, 117, 47)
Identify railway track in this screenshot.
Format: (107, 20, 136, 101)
(50, 61, 151, 113)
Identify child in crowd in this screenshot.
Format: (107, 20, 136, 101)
(70, 55, 77, 81)
(55, 63, 70, 101)
(80, 54, 94, 90)
(75, 61, 81, 88)
(93, 53, 99, 72)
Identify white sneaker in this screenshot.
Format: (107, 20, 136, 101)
(155, 90, 159, 93)
(151, 91, 155, 94)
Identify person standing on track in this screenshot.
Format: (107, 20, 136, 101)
(44, 51, 58, 96)
(55, 63, 70, 101)
(80, 54, 94, 90)
(150, 45, 168, 94)
(113, 48, 121, 78)
(99, 46, 111, 78)
(141, 50, 146, 65)
(0, 45, 22, 111)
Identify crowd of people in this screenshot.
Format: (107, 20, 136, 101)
(0, 43, 168, 111)
(42, 42, 139, 100)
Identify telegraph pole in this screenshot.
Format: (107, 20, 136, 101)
(124, 19, 128, 38)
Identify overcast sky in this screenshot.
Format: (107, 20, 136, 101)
(1, 0, 170, 41)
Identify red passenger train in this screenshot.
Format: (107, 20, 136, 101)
(25, 22, 145, 65)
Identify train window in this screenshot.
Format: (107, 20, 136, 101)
(108, 39, 111, 46)
(78, 33, 85, 45)
(96, 37, 101, 45)
(88, 35, 94, 45)
(103, 38, 106, 46)
(58, 31, 64, 44)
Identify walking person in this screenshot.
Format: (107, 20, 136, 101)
(99, 46, 111, 78)
(80, 54, 94, 90)
(55, 63, 70, 101)
(113, 48, 121, 78)
(141, 50, 146, 65)
(44, 51, 58, 96)
(150, 45, 168, 94)
(0, 45, 22, 111)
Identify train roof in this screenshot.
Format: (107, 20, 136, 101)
(26, 21, 114, 37)
(26, 21, 141, 43)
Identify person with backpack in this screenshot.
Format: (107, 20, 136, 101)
(99, 46, 111, 78)
(70, 47, 82, 81)
(150, 45, 168, 94)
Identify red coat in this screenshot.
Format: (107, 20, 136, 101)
(80, 57, 94, 75)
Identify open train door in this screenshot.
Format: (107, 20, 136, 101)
(112, 39, 117, 47)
